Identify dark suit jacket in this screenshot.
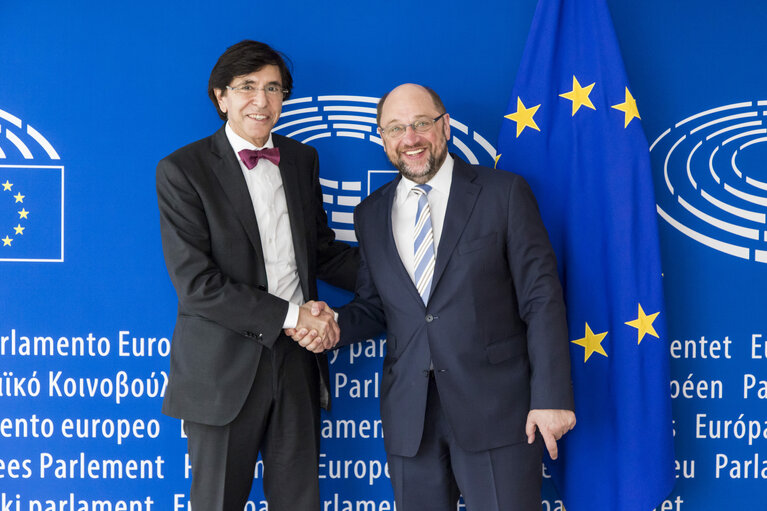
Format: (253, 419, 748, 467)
(157, 125, 358, 426)
(338, 155, 574, 457)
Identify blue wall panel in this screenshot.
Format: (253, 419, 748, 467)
(1, 1, 766, 509)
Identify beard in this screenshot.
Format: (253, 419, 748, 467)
(390, 142, 448, 184)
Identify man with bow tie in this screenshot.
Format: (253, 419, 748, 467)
(156, 40, 358, 511)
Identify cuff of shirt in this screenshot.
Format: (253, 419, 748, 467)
(283, 302, 300, 329)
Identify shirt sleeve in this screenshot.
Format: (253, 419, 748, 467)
(282, 302, 300, 329)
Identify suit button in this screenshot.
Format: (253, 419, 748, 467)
(425, 314, 434, 323)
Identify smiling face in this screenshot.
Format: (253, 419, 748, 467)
(378, 84, 450, 184)
(214, 65, 283, 147)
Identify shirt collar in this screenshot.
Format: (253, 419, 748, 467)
(224, 122, 275, 153)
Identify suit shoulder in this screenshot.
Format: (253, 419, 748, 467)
(356, 177, 396, 214)
(472, 163, 527, 187)
(273, 133, 317, 157)
(272, 132, 312, 151)
(158, 133, 216, 171)
(475, 165, 538, 202)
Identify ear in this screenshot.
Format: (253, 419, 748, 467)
(214, 88, 227, 115)
(442, 113, 451, 141)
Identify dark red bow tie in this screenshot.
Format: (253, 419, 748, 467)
(238, 147, 281, 169)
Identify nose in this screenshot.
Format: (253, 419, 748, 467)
(401, 124, 420, 145)
(250, 89, 268, 107)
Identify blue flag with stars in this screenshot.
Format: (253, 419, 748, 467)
(0, 166, 64, 262)
(496, 0, 675, 509)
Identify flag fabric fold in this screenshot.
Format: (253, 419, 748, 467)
(496, 1, 675, 509)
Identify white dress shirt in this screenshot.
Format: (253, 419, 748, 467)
(224, 124, 301, 328)
(391, 155, 454, 282)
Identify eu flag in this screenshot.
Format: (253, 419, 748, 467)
(496, 0, 675, 509)
(0, 165, 64, 262)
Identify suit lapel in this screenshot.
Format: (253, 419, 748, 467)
(209, 127, 268, 284)
(430, 156, 481, 297)
(273, 135, 311, 300)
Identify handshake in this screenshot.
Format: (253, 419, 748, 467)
(284, 301, 338, 353)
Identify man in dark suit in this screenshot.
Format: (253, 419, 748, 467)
(156, 40, 358, 511)
(292, 83, 576, 510)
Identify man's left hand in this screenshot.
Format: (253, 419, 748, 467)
(525, 409, 576, 460)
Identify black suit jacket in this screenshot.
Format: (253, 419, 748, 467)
(338, 155, 574, 456)
(157, 125, 357, 425)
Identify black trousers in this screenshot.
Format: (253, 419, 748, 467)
(184, 335, 321, 511)
(388, 373, 544, 511)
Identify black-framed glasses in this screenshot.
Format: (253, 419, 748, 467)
(380, 113, 447, 139)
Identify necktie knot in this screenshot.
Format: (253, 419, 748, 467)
(412, 183, 432, 197)
(238, 147, 281, 169)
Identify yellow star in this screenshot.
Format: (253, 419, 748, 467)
(504, 97, 541, 137)
(625, 303, 660, 345)
(18, 208, 29, 219)
(571, 322, 608, 362)
(611, 87, 641, 127)
(2, 236, 12, 247)
(493, 153, 502, 169)
(14, 192, 25, 203)
(2, 181, 11, 191)
(559, 76, 596, 116)
(14, 224, 24, 235)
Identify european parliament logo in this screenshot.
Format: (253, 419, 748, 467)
(651, 100, 767, 263)
(276, 95, 496, 242)
(0, 107, 64, 262)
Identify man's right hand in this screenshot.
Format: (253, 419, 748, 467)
(286, 301, 338, 353)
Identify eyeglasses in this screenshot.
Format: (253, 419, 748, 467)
(226, 84, 289, 98)
(379, 113, 447, 139)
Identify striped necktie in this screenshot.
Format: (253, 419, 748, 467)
(412, 184, 435, 304)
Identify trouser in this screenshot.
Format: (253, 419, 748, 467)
(388, 373, 544, 511)
(184, 335, 322, 511)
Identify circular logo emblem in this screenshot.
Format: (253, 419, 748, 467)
(651, 100, 767, 263)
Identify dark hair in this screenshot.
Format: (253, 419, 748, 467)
(376, 85, 447, 126)
(208, 40, 293, 120)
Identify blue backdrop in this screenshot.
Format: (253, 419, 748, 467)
(1, 1, 766, 509)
